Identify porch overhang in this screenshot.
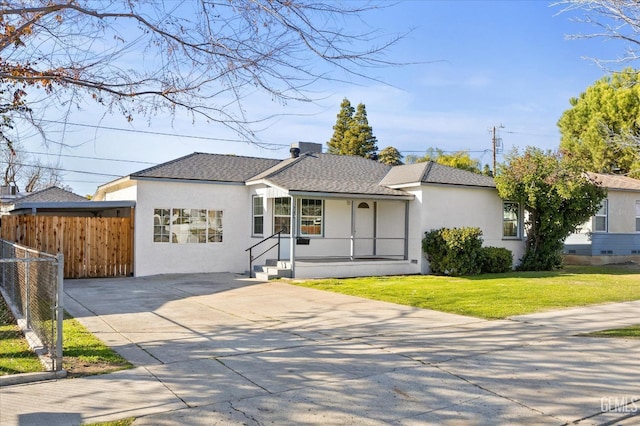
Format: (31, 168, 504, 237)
(287, 190, 414, 201)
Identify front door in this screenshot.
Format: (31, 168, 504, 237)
(354, 201, 374, 257)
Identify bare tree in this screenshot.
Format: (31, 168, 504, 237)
(556, 1, 640, 67)
(0, 1, 404, 142)
(1, 140, 65, 192)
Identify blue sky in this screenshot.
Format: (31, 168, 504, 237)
(21, 1, 629, 196)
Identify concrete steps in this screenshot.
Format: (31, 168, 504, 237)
(253, 260, 292, 280)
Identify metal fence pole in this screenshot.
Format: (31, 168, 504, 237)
(25, 250, 30, 329)
(54, 253, 64, 371)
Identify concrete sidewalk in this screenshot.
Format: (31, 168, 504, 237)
(1, 273, 639, 425)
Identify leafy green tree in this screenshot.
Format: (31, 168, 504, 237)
(378, 146, 403, 166)
(558, 69, 640, 177)
(327, 99, 378, 158)
(406, 148, 482, 173)
(327, 98, 355, 155)
(495, 147, 607, 271)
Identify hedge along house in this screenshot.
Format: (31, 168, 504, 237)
(564, 172, 640, 265)
(93, 143, 525, 278)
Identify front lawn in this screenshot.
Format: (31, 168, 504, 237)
(581, 325, 640, 339)
(293, 265, 640, 319)
(0, 297, 132, 376)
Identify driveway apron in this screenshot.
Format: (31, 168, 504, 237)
(1, 273, 639, 425)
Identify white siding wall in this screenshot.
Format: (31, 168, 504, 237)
(608, 191, 640, 233)
(103, 184, 137, 201)
(134, 180, 252, 276)
(566, 190, 640, 244)
(417, 184, 525, 272)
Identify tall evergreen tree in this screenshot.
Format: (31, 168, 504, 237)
(378, 146, 403, 166)
(327, 98, 355, 155)
(327, 98, 378, 158)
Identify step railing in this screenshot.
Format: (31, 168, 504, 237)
(245, 229, 283, 278)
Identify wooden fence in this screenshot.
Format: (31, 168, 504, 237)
(1, 215, 133, 278)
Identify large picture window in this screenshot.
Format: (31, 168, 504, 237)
(300, 199, 323, 236)
(153, 208, 223, 243)
(252, 196, 264, 235)
(502, 201, 520, 238)
(274, 197, 291, 234)
(594, 200, 607, 232)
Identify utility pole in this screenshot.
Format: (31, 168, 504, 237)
(490, 124, 504, 176)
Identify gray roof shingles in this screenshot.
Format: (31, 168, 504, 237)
(249, 153, 409, 196)
(587, 172, 640, 191)
(17, 186, 88, 203)
(128, 152, 495, 196)
(131, 152, 281, 183)
(380, 161, 496, 188)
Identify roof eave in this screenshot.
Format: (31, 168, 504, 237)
(288, 190, 414, 201)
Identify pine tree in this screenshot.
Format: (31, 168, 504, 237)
(327, 98, 355, 155)
(378, 146, 403, 166)
(327, 98, 378, 158)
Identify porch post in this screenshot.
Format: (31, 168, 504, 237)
(404, 200, 409, 260)
(373, 201, 378, 256)
(350, 199, 355, 260)
(289, 195, 296, 277)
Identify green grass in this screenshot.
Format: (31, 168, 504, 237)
(0, 297, 132, 376)
(0, 297, 44, 375)
(82, 418, 135, 426)
(63, 311, 133, 377)
(293, 265, 640, 319)
(581, 324, 640, 339)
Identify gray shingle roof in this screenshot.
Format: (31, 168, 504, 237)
(587, 172, 640, 191)
(249, 153, 410, 197)
(17, 186, 88, 203)
(380, 161, 496, 188)
(131, 152, 281, 183)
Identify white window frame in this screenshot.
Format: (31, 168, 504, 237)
(273, 197, 291, 235)
(593, 200, 608, 233)
(299, 198, 324, 236)
(252, 196, 264, 236)
(502, 201, 520, 239)
(153, 208, 223, 243)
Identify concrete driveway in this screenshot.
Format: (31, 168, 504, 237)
(1, 273, 639, 425)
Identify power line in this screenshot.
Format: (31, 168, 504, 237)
(11, 162, 123, 178)
(17, 150, 157, 165)
(39, 119, 291, 148)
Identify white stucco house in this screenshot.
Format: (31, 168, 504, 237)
(564, 172, 640, 265)
(94, 143, 525, 278)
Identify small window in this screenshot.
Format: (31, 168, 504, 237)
(300, 199, 323, 236)
(594, 200, 607, 232)
(636, 200, 640, 232)
(358, 202, 370, 209)
(503, 202, 520, 238)
(252, 196, 264, 235)
(153, 209, 171, 242)
(274, 197, 291, 234)
(208, 210, 223, 243)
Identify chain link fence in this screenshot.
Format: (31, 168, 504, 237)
(0, 239, 64, 371)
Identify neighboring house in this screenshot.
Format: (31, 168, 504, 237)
(564, 172, 640, 265)
(93, 142, 526, 278)
(3, 186, 89, 213)
(5, 186, 132, 217)
(1, 186, 136, 279)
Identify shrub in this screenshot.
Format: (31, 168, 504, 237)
(480, 246, 513, 273)
(422, 227, 484, 276)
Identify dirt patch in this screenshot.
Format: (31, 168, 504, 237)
(64, 357, 131, 378)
